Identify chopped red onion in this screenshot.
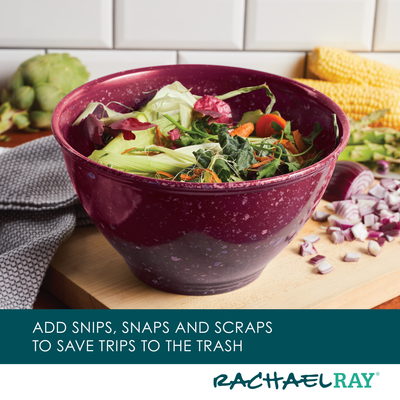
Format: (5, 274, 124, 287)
(390, 204, 400, 211)
(299, 241, 317, 256)
(312, 211, 331, 222)
(309, 255, 326, 266)
(377, 236, 386, 247)
(380, 178, 396, 190)
(302, 234, 320, 243)
(384, 229, 400, 237)
(351, 222, 369, 240)
(377, 161, 390, 175)
(380, 213, 399, 224)
(371, 222, 382, 231)
(351, 194, 379, 202)
(358, 205, 375, 217)
(343, 228, 356, 242)
(385, 235, 394, 242)
(369, 183, 388, 199)
(323, 161, 374, 202)
(363, 213, 378, 227)
(317, 261, 334, 274)
(391, 212, 400, 222)
(367, 240, 381, 257)
(326, 226, 342, 234)
(326, 203, 335, 212)
(386, 194, 400, 207)
(332, 200, 360, 220)
(375, 200, 389, 211)
(379, 221, 400, 232)
(379, 209, 393, 220)
(334, 219, 357, 230)
(343, 252, 361, 262)
(331, 230, 345, 244)
(356, 198, 379, 208)
(367, 230, 383, 239)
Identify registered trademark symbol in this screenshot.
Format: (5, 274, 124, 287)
(376, 372, 380, 376)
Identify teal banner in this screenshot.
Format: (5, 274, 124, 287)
(0, 310, 398, 364)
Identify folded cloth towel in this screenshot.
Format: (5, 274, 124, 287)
(0, 135, 92, 309)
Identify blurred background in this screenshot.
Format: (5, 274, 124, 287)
(1, 0, 400, 88)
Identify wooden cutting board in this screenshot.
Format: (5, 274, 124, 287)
(43, 200, 400, 309)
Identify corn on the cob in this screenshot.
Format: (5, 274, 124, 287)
(308, 47, 400, 90)
(295, 79, 400, 130)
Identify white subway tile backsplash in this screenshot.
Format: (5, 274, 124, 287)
(48, 50, 177, 81)
(114, 0, 245, 50)
(245, 0, 376, 51)
(178, 51, 306, 78)
(0, 50, 45, 93)
(374, 0, 400, 51)
(0, 0, 112, 49)
(0, 0, 400, 98)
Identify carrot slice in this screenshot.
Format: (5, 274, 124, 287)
(276, 139, 304, 165)
(180, 174, 198, 181)
(249, 158, 274, 169)
(293, 130, 307, 153)
(204, 169, 222, 183)
(230, 122, 254, 138)
(155, 171, 175, 179)
(122, 147, 137, 154)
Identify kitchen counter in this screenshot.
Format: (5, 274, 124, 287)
(1, 128, 399, 310)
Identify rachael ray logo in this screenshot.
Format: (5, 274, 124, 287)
(213, 371, 376, 390)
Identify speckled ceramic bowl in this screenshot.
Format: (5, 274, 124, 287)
(52, 65, 350, 296)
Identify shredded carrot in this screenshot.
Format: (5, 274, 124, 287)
(180, 168, 222, 183)
(122, 147, 137, 154)
(303, 148, 317, 161)
(254, 151, 275, 162)
(249, 158, 274, 169)
(180, 174, 196, 181)
(276, 139, 304, 164)
(293, 130, 307, 153)
(155, 171, 175, 179)
(155, 125, 171, 146)
(204, 169, 222, 183)
(230, 122, 254, 138)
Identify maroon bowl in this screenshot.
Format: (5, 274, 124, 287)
(52, 65, 350, 296)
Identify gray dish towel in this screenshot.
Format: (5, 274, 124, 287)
(0, 135, 92, 309)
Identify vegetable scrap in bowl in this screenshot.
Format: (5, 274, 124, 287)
(73, 81, 336, 183)
(52, 64, 350, 296)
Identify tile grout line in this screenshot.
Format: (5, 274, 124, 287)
(243, 0, 248, 52)
(371, 0, 379, 52)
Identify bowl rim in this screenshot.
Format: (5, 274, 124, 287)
(51, 64, 350, 191)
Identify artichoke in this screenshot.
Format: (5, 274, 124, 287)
(0, 53, 89, 133)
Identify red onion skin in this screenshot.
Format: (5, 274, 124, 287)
(385, 235, 394, 242)
(343, 252, 361, 262)
(377, 161, 390, 175)
(312, 211, 330, 222)
(323, 161, 374, 202)
(299, 241, 317, 256)
(377, 236, 386, 247)
(309, 255, 326, 266)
